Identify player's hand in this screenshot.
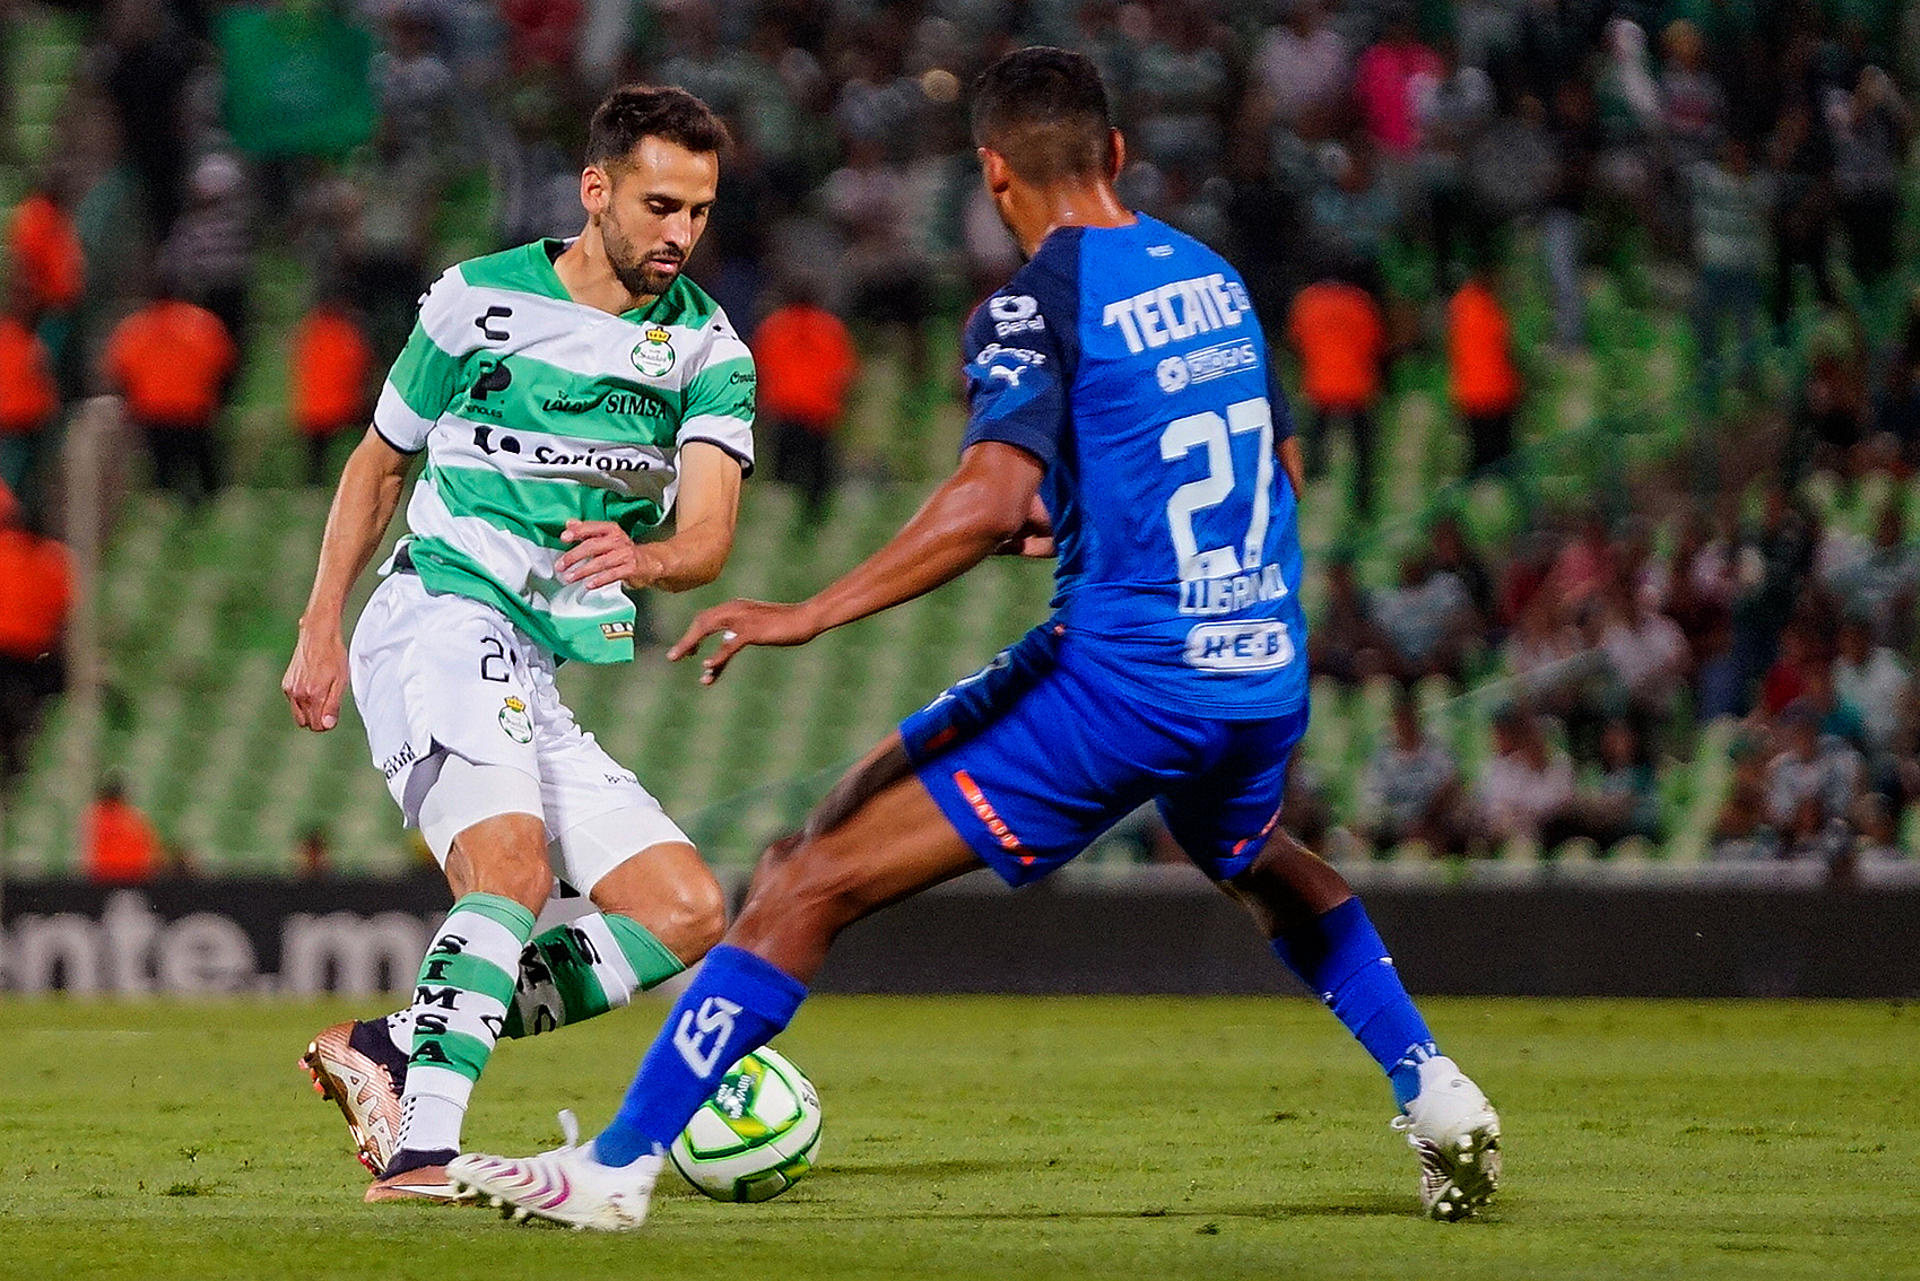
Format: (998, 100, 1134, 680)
(557, 520, 665, 590)
(282, 626, 348, 732)
(668, 599, 822, 685)
(993, 492, 1055, 558)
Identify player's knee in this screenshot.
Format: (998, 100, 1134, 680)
(464, 850, 554, 913)
(657, 868, 728, 962)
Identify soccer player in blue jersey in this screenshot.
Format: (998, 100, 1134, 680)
(450, 47, 1501, 1229)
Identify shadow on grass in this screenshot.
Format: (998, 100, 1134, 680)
(797, 1195, 1413, 1225)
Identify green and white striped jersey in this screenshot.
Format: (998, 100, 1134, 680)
(372, 239, 756, 664)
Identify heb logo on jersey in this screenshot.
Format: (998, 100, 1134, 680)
(1183, 620, 1295, 672)
(1101, 273, 1251, 354)
(989, 293, 1046, 337)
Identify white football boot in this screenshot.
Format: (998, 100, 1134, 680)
(300, 1020, 403, 1177)
(448, 1111, 663, 1232)
(1391, 1056, 1501, 1221)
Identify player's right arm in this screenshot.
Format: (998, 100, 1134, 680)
(283, 269, 460, 731)
(282, 429, 416, 730)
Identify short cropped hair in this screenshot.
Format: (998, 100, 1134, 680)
(586, 85, 732, 170)
(970, 47, 1114, 184)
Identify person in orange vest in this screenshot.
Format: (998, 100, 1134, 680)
(0, 279, 59, 504)
(6, 173, 85, 318)
(6, 171, 87, 393)
(0, 479, 72, 780)
(1447, 266, 1522, 475)
(102, 282, 238, 505)
(289, 290, 374, 485)
(752, 280, 861, 519)
(82, 775, 164, 885)
(1287, 271, 1387, 515)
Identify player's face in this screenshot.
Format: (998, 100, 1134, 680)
(590, 136, 719, 297)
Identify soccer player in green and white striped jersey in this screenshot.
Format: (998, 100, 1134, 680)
(282, 86, 754, 1203)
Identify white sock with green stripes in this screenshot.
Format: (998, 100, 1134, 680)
(387, 892, 536, 1171)
(381, 912, 688, 1052)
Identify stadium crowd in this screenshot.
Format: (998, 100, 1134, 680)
(3, 0, 1919, 868)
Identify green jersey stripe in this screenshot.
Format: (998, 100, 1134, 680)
(430, 464, 667, 548)
(386, 324, 462, 423)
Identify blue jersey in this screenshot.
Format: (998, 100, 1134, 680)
(960, 214, 1308, 719)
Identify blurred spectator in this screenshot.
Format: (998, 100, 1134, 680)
(1833, 613, 1915, 769)
(1415, 40, 1496, 292)
(98, 0, 199, 237)
(1767, 97, 1837, 327)
(289, 293, 375, 486)
(5, 173, 85, 323)
(158, 154, 255, 354)
(1869, 316, 1920, 469)
(1476, 704, 1577, 847)
(1373, 553, 1479, 684)
(1658, 22, 1725, 175)
(822, 138, 932, 386)
(1597, 574, 1689, 732)
(1729, 485, 1816, 703)
(1714, 730, 1779, 858)
(0, 481, 70, 781)
(1822, 501, 1920, 650)
(1830, 66, 1911, 290)
(1252, 0, 1349, 137)
(1130, 2, 1234, 175)
(375, 4, 457, 162)
(1446, 266, 1520, 475)
(0, 281, 58, 503)
(1288, 273, 1386, 515)
(1308, 555, 1397, 687)
(753, 282, 860, 520)
(1590, 717, 1662, 845)
(1358, 689, 1467, 854)
(1352, 9, 1441, 161)
(297, 826, 334, 879)
(1307, 139, 1398, 296)
(103, 286, 238, 505)
(1764, 698, 1864, 859)
(1428, 513, 1498, 631)
(1794, 321, 1870, 480)
(1541, 80, 1598, 350)
(83, 775, 162, 885)
(1687, 137, 1771, 403)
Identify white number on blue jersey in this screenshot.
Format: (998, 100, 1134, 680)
(1159, 396, 1278, 584)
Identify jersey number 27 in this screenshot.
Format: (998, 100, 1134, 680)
(1159, 396, 1277, 584)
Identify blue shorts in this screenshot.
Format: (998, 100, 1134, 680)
(900, 625, 1309, 887)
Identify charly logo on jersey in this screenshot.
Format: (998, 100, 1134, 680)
(631, 326, 675, 377)
(498, 695, 533, 743)
(989, 292, 1045, 337)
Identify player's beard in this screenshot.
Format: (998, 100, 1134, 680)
(601, 209, 684, 298)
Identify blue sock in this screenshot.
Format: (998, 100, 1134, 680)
(1270, 898, 1438, 1109)
(593, 945, 808, 1167)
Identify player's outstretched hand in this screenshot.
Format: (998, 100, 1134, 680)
(669, 599, 821, 685)
(282, 628, 348, 731)
(557, 520, 666, 590)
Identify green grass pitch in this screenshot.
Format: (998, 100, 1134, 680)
(2, 997, 1914, 1280)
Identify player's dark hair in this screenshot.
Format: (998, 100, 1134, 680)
(586, 85, 732, 170)
(970, 47, 1114, 184)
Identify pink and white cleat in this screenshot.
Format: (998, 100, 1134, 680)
(448, 1111, 662, 1232)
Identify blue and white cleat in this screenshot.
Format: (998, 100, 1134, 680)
(448, 1111, 662, 1232)
(1391, 1057, 1501, 1221)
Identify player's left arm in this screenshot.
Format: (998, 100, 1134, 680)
(1269, 359, 1306, 501)
(670, 442, 1043, 683)
(556, 441, 743, 592)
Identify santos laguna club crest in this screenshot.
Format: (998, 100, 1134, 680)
(498, 695, 533, 743)
(632, 326, 675, 377)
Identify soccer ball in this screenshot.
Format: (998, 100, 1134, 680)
(669, 1046, 821, 1202)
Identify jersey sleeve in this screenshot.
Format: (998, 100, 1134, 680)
(959, 285, 1069, 468)
(371, 267, 465, 454)
(677, 311, 756, 476)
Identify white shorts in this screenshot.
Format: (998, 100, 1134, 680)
(348, 571, 689, 894)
